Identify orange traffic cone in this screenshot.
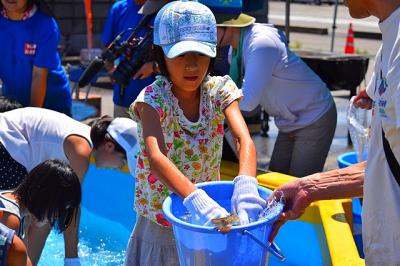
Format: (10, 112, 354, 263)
(344, 23, 355, 54)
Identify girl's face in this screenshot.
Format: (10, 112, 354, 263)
(1, 0, 29, 16)
(164, 52, 210, 93)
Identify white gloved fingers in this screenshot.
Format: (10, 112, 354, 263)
(237, 209, 250, 225)
(183, 189, 229, 226)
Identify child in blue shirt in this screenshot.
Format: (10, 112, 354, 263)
(0, 0, 72, 115)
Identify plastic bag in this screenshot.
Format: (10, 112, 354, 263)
(347, 97, 371, 162)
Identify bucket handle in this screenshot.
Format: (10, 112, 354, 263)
(243, 230, 286, 262)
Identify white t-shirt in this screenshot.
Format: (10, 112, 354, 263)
(0, 107, 92, 171)
(239, 24, 334, 132)
(363, 6, 400, 265)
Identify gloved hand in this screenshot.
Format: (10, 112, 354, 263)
(231, 175, 266, 225)
(64, 258, 81, 266)
(183, 189, 229, 226)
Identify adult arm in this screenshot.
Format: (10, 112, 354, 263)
(135, 102, 196, 198)
(240, 34, 279, 111)
(30, 66, 48, 107)
(269, 161, 365, 241)
(224, 100, 256, 176)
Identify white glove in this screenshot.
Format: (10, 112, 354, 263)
(231, 175, 266, 225)
(183, 189, 229, 226)
(64, 258, 81, 266)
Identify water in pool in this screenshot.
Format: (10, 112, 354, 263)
(39, 206, 130, 266)
(38, 165, 135, 266)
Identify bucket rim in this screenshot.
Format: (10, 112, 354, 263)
(337, 151, 357, 166)
(162, 181, 283, 234)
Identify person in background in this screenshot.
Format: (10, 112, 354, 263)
(0, 106, 138, 266)
(126, 2, 264, 265)
(269, 0, 400, 264)
(201, 1, 337, 177)
(0, 0, 72, 115)
(90, 115, 139, 176)
(102, 0, 155, 118)
(0, 159, 80, 266)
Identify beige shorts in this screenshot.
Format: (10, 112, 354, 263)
(124, 216, 179, 266)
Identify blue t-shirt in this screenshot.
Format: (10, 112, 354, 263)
(102, 0, 154, 107)
(0, 10, 71, 112)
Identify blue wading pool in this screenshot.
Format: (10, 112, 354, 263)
(39, 163, 360, 265)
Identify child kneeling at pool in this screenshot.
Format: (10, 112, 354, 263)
(0, 159, 81, 265)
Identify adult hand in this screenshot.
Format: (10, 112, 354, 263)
(353, 90, 372, 109)
(133, 62, 154, 80)
(64, 258, 81, 266)
(268, 175, 315, 242)
(231, 175, 266, 225)
(183, 189, 229, 226)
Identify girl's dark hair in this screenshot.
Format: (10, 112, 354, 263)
(153, 45, 215, 79)
(14, 159, 81, 233)
(90, 115, 126, 155)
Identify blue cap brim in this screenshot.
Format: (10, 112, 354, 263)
(162, 40, 216, 59)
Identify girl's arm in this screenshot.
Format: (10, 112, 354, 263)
(135, 102, 196, 198)
(7, 235, 32, 266)
(30, 66, 48, 107)
(224, 100, 257, 176)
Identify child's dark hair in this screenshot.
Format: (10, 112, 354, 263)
(14, 159, 81, 233)
(90, 115, 126, 155)
(153, 45, 215, 79)
(0, 96, 23, 113)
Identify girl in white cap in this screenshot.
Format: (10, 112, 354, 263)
(127, 1, 264, 265)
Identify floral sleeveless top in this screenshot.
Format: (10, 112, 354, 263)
(129, 75, 242, 227)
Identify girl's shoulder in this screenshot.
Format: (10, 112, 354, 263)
(142, 76, 170, 95)
(203, 75, 238, 94)
(135, 76, 171, 106)
(29, 10, 59, 33)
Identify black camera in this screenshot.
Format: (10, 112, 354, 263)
(78, 15, 154, 97)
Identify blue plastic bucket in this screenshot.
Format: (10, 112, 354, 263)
(337, 151, 359, 168)
(163, 181, 285, 266)
(336, 152, 364, 258)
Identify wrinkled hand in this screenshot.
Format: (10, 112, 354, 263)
(231, 175, 266, 225)
(183, 189, 229, 226)
(133, 62, 154, 80)
(268, 176, 315, 242)
(64, 258, 81, 266)
(353, 90, 372, 109)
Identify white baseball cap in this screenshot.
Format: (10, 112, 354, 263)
(153, 1, 217, 59)
(107, 118, 138, 173)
